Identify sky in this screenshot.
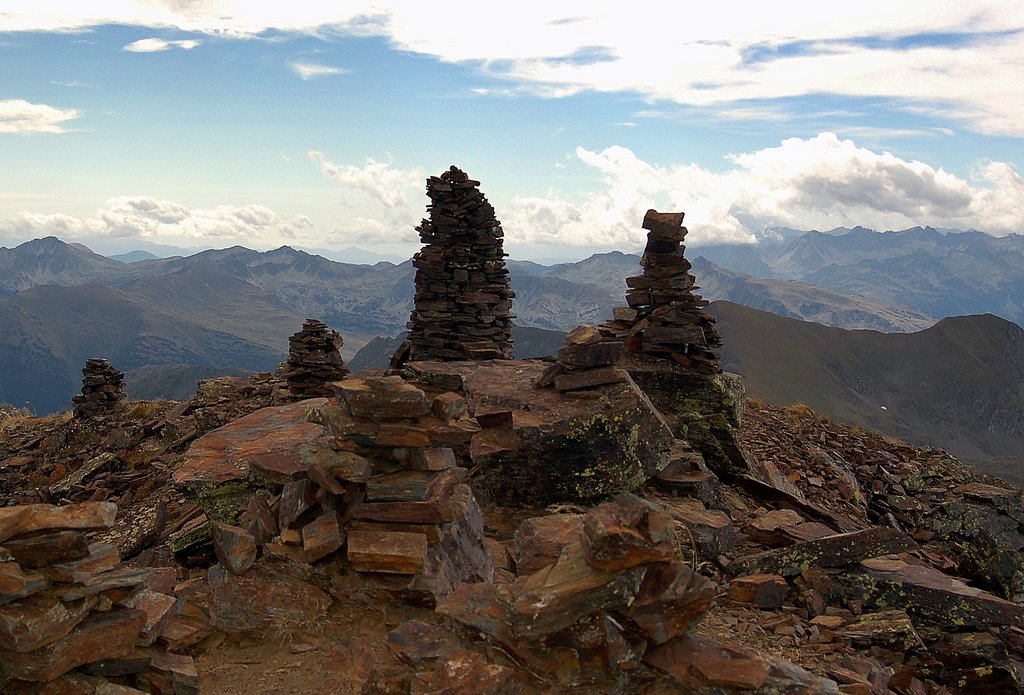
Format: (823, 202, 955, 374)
(1, 2, 1022, 262)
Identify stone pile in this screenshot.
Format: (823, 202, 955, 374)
(601, 209, 723, 374)
(0, 502, 197, 693)
(281, 319, 349, 399)
(72, 358, 126, 419)
(535, 324, 628, 392)
(428, 492, 835, 692)
(315, 375, 492, 601)
(395, 165, 514, 365)
(176, 375, 492, 606)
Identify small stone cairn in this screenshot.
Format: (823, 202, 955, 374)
(394, 166, 515, 366)
(201, 375, 493, 603)
(535, 324, 627, 393)
(601, 210, 723, 374)
(281, 319, 349, 398)
(71, 358, 126, 419)
(0, 502, 197, 692)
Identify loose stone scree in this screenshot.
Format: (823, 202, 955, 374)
(392, 166, 515, 366)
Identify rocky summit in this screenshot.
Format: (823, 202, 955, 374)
(0, 204, 1023, 695)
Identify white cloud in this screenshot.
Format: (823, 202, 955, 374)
(308, 152, 423, 208)
(289, 61, 349, 80)
(500, 134, 1024, 248)
(1, 3, 1022, 135)
(0, 99, 80, 134)
(123, 37, 200, 52)
(0, 196, 314, 247)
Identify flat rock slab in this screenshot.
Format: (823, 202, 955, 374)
(727, 527, 917, 578)
(405, 360, 673, 504)
(0, 593, 95, 652)
(0, 502, 116, 544)
(858, 556, 1024, 627)
(173, 399, 327, 486)
(645, 635, 841, 694)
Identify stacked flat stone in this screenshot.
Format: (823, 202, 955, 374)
(0, 502, 198, 692)
(282, 319, 349, 398)
(308, 375, 492, 601)
(71, 358, 126, 418)
(535, 324, 628, 392)
(601, 210, 723, 374)
(398, 165, 515, 364)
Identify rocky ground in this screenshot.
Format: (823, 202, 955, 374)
(2, 369, 1024, 694)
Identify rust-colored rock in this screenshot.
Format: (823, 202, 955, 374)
(210, 522, 257, 575)
(728, 574, 789, 609)
(0, 608, 145, 682)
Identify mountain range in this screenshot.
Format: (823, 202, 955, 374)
(0, 225, 1021, 439)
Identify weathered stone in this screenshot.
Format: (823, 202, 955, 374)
(278, 478, 317, 530)
(52, 567, 149, 601)
(584, 493, 676, 571)
(2, 529, 89, 568)
(0, 502, 117, 544)
(121, 589, 177, 647)
(623, 560, 716, 643)
(206, 562, 330, 634)
(743, 509, 806, 545)
(431, 392, 468, 422)
(332, 377, 431, 419)
(835, 609, 922, 651)
(144, 650, 200, 695)
(240, 495, 278, 545)
(410, 360, 673, 504)
(856, 556, 1024, 627)
(301, 511, 343, 563)
(47, 542, 120, 583)
(366, 468, 467, 503)
(553, 366, 629, 391)
(0, 593, 95, 652)
(645, 635, 841, 694)
(0, 608, 145, 682)
(510, 544, 646, 639)
(347, 529, 428, 575)
(301, 444, 371, 483)
(666, 498, 735, 560)
(727, 527, 917, 578)
(210, 522, 257, 575)
(513, 514, 586, 576)
(728, 574, 789, 609)
(173, 399, 326, 486)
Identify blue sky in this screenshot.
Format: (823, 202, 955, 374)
(1, 2, 1022, 261)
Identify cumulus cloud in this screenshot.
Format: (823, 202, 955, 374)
(1, 3, 1022, 134)
(123, 37, 200, 52)
(0, 99, 80, 134)
(500, 133, 1024, 248)
(289, 61, 349, 80)
(308, 152, 424, 208)
(0, 196, 314, 247)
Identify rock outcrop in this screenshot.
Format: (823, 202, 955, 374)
(403, 359, 674, 504)
(72, 358, 126, 419)
(394, 166, 515, 365)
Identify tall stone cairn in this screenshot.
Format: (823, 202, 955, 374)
(282, 319, 349, 398)
(601, 210, 723, 374)
(395, 165, 515, 366)
(71, 358, 126, 419)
